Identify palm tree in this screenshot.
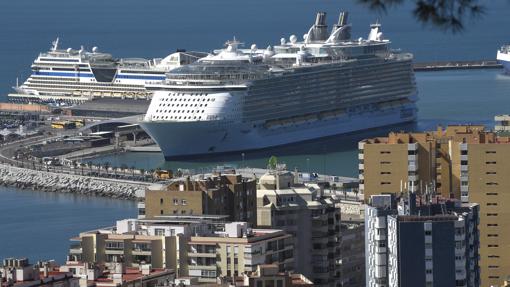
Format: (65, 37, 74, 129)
(103, 162, 110, 176)
(139, 168, 145, 181)
(87, 161, 93, 175)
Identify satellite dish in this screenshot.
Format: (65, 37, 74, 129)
(280, 38, 286, 45)
(289, 35, 297, 44)
(92, 46, 98, 53)
(250, 44, 257, 51)
(66, 48, 73, 53)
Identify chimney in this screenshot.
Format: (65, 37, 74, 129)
(338, 11, 348, 26)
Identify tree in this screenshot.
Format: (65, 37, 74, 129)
(102, 162, 110, 176)
(139, 168, 145, 181)
(268, 156, 278, 170)
(357, 0, 485, 32)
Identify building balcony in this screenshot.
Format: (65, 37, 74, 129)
(358, 163, 364, 170)
(105, 249, 124, 255)
(132, 250, 152, 256)
(358, 153, 364, 160)
(188, 264, 217, 271)
(408, 155, 417, 162)
(408, 164, 418, 172)
(69, 243, 82, 254)
(460, 165, 468, 172)
(461, 155, 468, 161)
(188, 252, 216, 258)
(408, 143, 418, 151)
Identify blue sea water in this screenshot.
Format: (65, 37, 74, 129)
(1, 0, 510, 262)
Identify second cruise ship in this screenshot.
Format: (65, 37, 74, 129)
(141, 12, 418, 159)
(10, 38, 206, 102)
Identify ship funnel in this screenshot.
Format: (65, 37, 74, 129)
(305, 12, 329, 43)
(315, 12, 327, 26)
(326, 11, 351, 43)
(338, 11, 348, 27)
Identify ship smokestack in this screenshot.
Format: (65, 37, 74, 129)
(305, 12, 328, 43)
(338, 11, 348, 27)
(315, 12, 327, 27)
(326, 11, 351, 43)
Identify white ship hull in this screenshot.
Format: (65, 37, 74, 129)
(141, 103, 417, 159)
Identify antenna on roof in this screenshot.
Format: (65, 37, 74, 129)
(51, 37, 60, 51)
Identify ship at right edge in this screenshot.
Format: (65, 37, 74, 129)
(497, 44, 510, 74)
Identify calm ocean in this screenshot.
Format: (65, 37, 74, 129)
(0, 0, 509, 262)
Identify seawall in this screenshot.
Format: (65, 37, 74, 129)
(0, 164, 148, 199)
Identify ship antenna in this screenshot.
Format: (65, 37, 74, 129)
(51, 37, 60, 51)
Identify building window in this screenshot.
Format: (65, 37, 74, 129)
(486, 161, 497, 164)
(182, 199, 187, 205)
(160, 210, 164, 215)
(487, 213, 498, 216)
(487, 203, 498, 206)
(160, 198, 164, 204)
(155, 228, 165, 236)
(173, 198, 179, 205)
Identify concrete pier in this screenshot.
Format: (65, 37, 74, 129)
(413, 60, 502, 71)
(0, 163, 149, 199)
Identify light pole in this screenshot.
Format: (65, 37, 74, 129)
(306, 158, 310, 174)
(241, 153, 245, 168)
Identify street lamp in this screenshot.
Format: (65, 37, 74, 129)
(241, 153, 245, 168)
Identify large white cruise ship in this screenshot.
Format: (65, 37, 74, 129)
(10, 38, 206, 102)
(141, 12, 418, 159)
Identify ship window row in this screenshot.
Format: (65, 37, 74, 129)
(152, 115, 202, 120)
(158, 103, 208, 107)
(160, 97, 213, 103)
(25, 84, 146, 92)
(155, 110, 206, 114)
(167, 92, 208, 97)
(27, 79, 143, 88)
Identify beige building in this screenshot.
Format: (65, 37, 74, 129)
(359, 125, 510, 286)
(256, 170, 342, 287)
(67, 216, 293, 284)
(141, 172, 257, 226)
(188, 222, 294, 283)
(231, 264, 313, 287)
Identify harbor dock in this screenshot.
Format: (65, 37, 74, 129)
(413, 60, 502, 71)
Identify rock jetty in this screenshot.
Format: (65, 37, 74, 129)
(0, 164, 148, 199)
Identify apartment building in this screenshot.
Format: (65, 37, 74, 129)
(359, 124, 510, 286)
(141, 171, 257, 226)
(365, 194, 480, 287)
(187, 222, 294, 283)
(67, 216, 293, 284)
(256, 170, 342, 287)
(0, 258, 79, 287)
(340, 220, 365, 287)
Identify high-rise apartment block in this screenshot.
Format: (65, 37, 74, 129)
(141, 171, 257, 226)
(359, 125, 510, 286)
(256, 170, 342, 287)
(365, 194, 480, 287)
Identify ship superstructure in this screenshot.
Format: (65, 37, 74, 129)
(10, 38, 207, 102)
(497, 45, 510, 74)
(142, 11, 418, 158)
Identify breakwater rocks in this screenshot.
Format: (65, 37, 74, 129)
(0, 164, 148, 199)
